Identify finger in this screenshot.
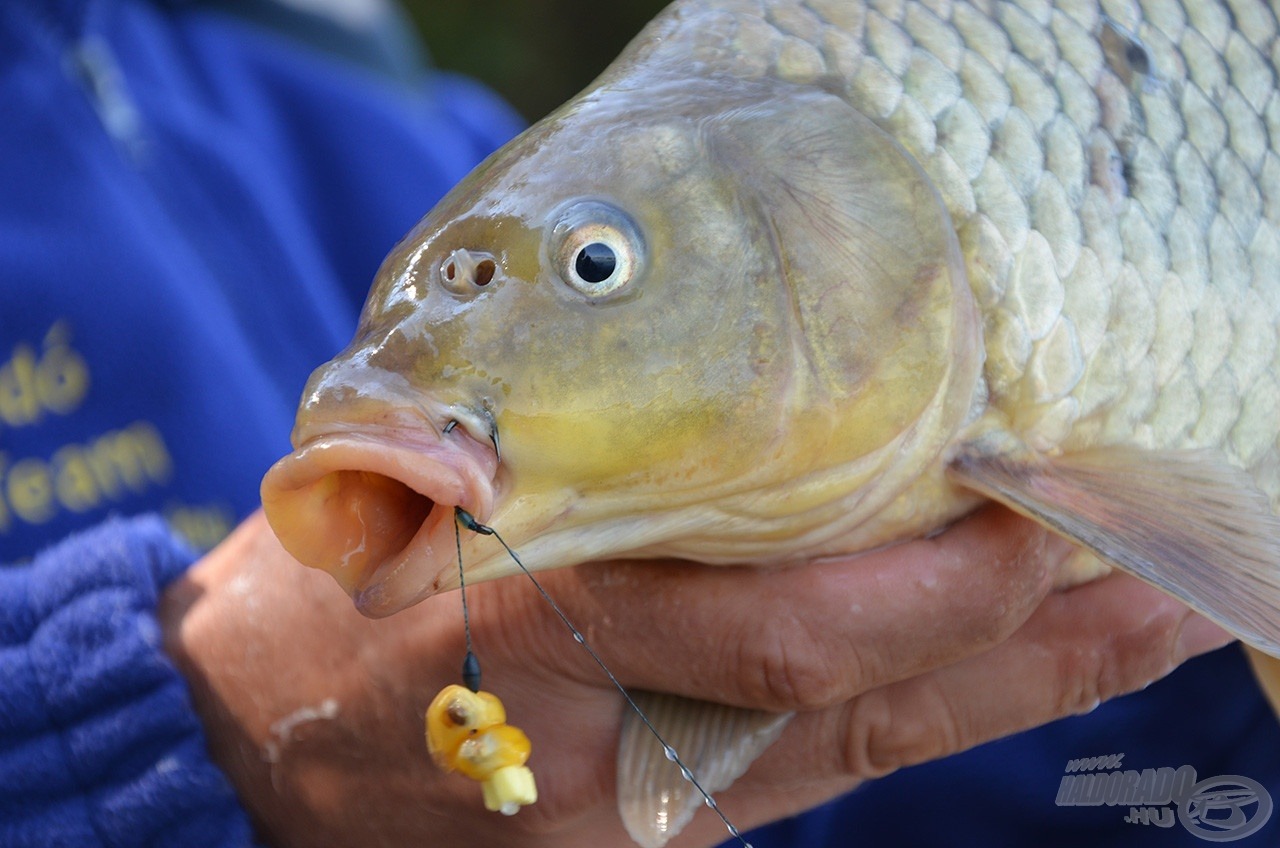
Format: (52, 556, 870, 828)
(779, 572, 1234, 787)
(677, 574, 1234, 841)
(474, 505, 1076, 712)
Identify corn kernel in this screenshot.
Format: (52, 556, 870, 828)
(482, 765, 538, 814)
(425, 685, 506, 767)
(425, 684, 538, 813)
(455, 724, 532, 780)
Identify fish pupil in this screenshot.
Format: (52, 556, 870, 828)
(575, 242, 617, 283)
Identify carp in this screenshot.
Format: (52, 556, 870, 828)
(261, 1, 1280, 843)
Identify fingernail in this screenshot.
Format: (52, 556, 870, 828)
(1175, 615, 1235, 661)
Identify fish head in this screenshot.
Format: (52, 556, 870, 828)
(262, 66, 982, 617)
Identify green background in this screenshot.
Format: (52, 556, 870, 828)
(400, 0, 670, 120)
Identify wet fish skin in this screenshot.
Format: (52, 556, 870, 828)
(640, 0, 1280, 527)
(594, 8, 1280, 841)
(259, 2, 1280, 846)
(278, 56, 985, 599)
(263, 0, 1280, 626)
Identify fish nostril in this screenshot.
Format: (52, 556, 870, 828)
(440, 249, 498, 293)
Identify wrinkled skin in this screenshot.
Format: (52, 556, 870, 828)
(161, 508, 1231, 847)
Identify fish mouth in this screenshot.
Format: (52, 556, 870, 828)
(260, 421, 498, 618)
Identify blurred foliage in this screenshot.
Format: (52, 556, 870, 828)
(399, 0, 669, 121)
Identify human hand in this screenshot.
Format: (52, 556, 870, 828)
(159, 506, 1233, 848)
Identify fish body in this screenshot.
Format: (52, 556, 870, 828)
(261, 2, 1280, 845)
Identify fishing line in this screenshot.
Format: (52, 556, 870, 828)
(454, 507, 754, 848)
(454, 517, 482, 693)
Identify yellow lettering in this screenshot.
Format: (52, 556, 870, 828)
(84, 439, 122, 499)
(0, 323, 90, 429)
(7, 458, 55, 524)
(87, 421, 173, 494)
(0, 454, 10, 532)
(52, 445, 101, 513)
(0, 420, 176, 534)
(126, 421, 173, 482)
(37, 324, 90, 415)
(0, 346, 41, 427)
(95, 430, 146, 491)
(166, 503, 235, 551)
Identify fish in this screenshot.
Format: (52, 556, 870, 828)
(259, 0, 1280, 845)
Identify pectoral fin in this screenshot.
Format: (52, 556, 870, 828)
(949, 443, 1280, 657)
(617, 692, 791, 848)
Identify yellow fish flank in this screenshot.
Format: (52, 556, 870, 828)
(261, 2, 1280, 845)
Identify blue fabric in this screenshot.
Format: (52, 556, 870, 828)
(1, 1, 1277, 846)
(0, 0, 521, 844)
(0, 516, 248, 847)
(0, 0, 522, 560)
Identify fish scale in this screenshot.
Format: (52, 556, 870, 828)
(647, 0, 1280, 494)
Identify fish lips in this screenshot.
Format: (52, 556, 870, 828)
(260, 424, 498, 617)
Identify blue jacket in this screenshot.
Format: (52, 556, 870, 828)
(2, 1, 1277, 846)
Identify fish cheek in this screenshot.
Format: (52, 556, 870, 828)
(492, 259, 777, 492)
(492, 313, 767, 490)
(703, 87, 980, 474)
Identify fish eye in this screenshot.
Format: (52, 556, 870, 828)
(575, 242, 617, 283)
(546, 200, 644, 299)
